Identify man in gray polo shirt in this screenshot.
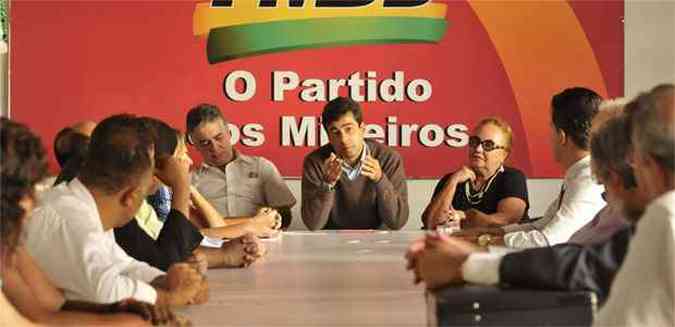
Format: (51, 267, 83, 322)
(187, 104, 296, 228)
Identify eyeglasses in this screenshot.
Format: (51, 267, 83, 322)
(468, 136, 507, 152)
(187, 131, 228, 149)
(601, 191, 608, 201)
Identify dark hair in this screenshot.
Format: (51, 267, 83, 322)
(140, 117, 179, 163)
(78, 114, 154, 194)
(321, 97, 363, 130)
(590, 115, 636, 188)
(186, 103, 226, 139)
(1, 118, 48, 254)
(551, 87, 602, 150)
(53, 127, 90, 168)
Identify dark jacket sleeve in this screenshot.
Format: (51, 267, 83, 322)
(114, 209, 203, 271)
(499, 225, 634, 304)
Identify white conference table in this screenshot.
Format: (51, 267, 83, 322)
(179, 231, 428, 326)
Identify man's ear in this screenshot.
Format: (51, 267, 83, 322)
(645, 154, 672, 187)
(557, 129, 567, 146)
(120, 184, 141, 209)
(607, 170, 623, 190)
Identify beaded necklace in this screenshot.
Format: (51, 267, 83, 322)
(464, 165, 504, 205)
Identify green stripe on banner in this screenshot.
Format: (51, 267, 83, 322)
(206, 17, 448, 63)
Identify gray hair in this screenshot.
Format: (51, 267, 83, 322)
(629, 88, 674, 174)
(599, 97, 629, 111)
(591, 114, 636, 188)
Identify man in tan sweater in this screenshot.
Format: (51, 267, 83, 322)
(301, 97, 409, 230)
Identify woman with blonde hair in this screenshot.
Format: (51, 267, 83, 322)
(422, 117, 529, 230)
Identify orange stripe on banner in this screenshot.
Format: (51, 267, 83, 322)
(468, 1, 608, 177)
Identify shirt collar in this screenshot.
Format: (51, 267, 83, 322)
(564, 155, 591, 184)
(67, 178, 103, 230)
(342, 142, 369, 168)
(199, 149, 254, 172)
(340, 142, 369, 179)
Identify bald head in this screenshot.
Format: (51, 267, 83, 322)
(72, 120, 97, 137)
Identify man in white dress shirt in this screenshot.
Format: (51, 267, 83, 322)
(26, 115, 204, 306)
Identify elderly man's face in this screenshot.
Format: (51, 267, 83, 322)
(592, 161, 645, 222)
(630, 132, 663, 202)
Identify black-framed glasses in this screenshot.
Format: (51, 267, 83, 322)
(601, 191, 608, 201)
(468, 136, 506, 152)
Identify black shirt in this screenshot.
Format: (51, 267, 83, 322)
(431, 166, 529, 220)
(114, 209, 203, 271)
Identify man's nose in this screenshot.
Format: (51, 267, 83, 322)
(206, 140, 219, 152)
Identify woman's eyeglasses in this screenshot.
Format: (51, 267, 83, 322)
(468, 136, 507, 152)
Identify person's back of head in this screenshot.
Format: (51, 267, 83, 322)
(628, 86, 675, 178)
(590, 115, 636, 189)
(551, 87, 603, 151)
(78, 114, 154, 195)
(140, 117, 179, 164)
(53, 127, 90, 168)
(1, 118, 48, 255)
(321, 96, 363, 130)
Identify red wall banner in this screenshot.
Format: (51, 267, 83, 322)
(10, 0, 623, 178)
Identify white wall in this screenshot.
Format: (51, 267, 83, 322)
(625, 0, 675, 98)
(1, 45, 6, 117)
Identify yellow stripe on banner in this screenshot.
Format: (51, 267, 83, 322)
(193, 0, 448, 36)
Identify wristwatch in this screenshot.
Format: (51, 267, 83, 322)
(477, 233, 493, 247)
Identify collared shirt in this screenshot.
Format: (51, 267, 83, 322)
(135, 200, 163, 240)
(340, 142, 369, 181)
(502, 156, 605, 248)
(25, 178, 163, 304)
(147, 185, 172, 222)
(594, 190, 675, 327)
(191, 150, 296, 217)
